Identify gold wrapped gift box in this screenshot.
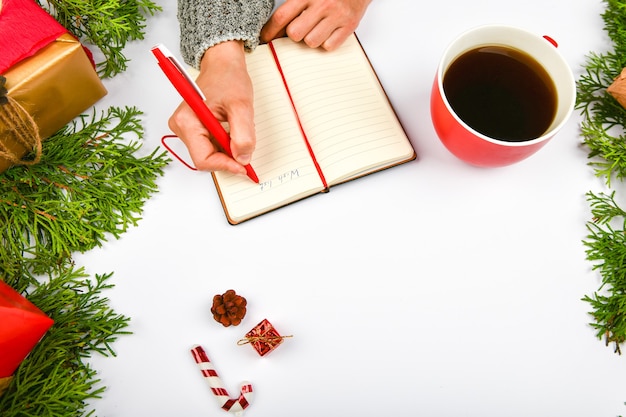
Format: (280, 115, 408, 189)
(1, 33, 107, 173)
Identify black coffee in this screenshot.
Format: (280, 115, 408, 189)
(443, 45, 557, 142)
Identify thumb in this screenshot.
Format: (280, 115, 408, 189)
(227, 107, 256, 166)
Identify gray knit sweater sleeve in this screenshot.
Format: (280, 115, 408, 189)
(178, 0, 274, 69)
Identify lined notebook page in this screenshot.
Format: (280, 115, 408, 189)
(213, 46, 325, 223)
(271, 34, 414, 184)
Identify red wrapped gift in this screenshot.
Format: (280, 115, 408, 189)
(238, 319, 291, 357)
(0, 0, 107, 173)
(0, 280, 54, 379)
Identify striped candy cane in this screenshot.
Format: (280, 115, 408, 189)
(190, 345, 254, 416)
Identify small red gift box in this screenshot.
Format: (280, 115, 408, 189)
(239, 319, 288, 357)
(0, 280, 54, 378)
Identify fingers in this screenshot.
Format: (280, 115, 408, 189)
(260, 0, 304, 44)
(261, 0, 370, 51)
(227, 102, 256, 166)
(296, 19, 353, 51)
(167, 40, 256, 177)
(286, 12, 334, 49)
(262, 2, 333, 48)
(195, 151, 248, 175)
(168, 103, 248, 176)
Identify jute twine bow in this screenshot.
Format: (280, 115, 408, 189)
(0, 76, 43, 166)
(237, 334, 293, 346)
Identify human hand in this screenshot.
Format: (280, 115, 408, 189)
(167, 41, 255, 176)
(260, 0, 372, 51)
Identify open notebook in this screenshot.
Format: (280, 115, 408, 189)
(201, 34, 415, 224)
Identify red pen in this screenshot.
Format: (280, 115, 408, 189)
(151, 44, 259, 183)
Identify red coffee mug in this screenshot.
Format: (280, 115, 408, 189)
(430, 25, 576, 167)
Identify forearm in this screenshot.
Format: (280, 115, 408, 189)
(177, 0, 274, 69)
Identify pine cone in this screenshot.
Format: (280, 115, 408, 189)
(608, 67, 626, 109)
(211, 289, 247, 327)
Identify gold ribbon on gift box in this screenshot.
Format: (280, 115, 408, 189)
(0, 29, 107, 173)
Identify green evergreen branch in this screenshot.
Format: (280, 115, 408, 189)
(577, 50, 626, 185)
(0, 106, 169, 416)
(0, 3, 169, 415)
(0, 106, 170, 279)
(577, 0, 626, 354)
(0, 268, 130, 417)
(36, 0, 162, 78)
(583, 192, 626, 353)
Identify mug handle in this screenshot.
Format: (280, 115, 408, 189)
(543, 35, 558, 48)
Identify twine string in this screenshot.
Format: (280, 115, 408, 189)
(237, 334, 293, 346)
(0, 95, 43, 166)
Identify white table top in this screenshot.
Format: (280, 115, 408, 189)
(80, 1, 626, 416)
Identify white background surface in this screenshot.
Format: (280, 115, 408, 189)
(79, 0, 626, 416)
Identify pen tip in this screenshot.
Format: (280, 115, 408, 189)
(245, 165, 259, 183)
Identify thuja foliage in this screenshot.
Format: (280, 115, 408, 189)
(582, 191, 626, 354)
(0, 3, 169, 415)
(0, 106, 169, 279)
(0, 107, 169, 415)
(0, 268, 130, 417)
(577, 0, 626, 353)
(36, 0, 162, 78)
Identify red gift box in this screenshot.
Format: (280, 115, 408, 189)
(0, 280, 54, 378)
(0, 0, 67, 73)
(0, 0, 107, 173)
(240, 319, 288, 357)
